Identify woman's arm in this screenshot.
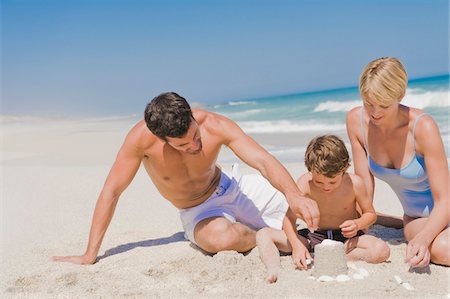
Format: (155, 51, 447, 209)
(409, 115, 449, 245)
(346, 107, 404, 228)
(346, 108, 375, 202)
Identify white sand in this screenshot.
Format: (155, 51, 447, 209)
(1, 118, 449, 298)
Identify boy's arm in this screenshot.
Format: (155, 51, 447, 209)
(339, 175, 377, 238)
(283, 209, 311, 270)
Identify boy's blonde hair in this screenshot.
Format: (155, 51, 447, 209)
(359, 57, 408, 106)
(304, 135, 350, 178)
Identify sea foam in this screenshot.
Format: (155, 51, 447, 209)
(402, 88, 449, 109)
(237, 120, 345, 133)
(313, 100, 361, 113)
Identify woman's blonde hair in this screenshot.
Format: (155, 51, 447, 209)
(304, 135, 350, 178)
(359, 57, 408, 106)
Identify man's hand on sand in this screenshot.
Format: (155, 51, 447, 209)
(52, 254, 97, 265)
(289, 195, 319, 231)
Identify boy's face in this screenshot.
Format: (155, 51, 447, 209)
(311, 171, 344, 193)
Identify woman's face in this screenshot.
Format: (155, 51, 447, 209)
(363, 96, 399, 126)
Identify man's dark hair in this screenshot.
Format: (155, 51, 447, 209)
(144, 92, 193, 140)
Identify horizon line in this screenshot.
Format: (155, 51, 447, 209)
(224, 73, 449, 105)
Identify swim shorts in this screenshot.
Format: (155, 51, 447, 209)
(297, 228, 365, 250)
(179, 164, 289, 245)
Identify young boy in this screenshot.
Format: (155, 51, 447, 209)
(256, 135, 390, 283)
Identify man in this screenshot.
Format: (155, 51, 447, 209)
(53, 92, 319, 264)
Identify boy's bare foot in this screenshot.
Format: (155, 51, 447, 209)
(265, 266, 279, 283)
(266, 273, 278, 283)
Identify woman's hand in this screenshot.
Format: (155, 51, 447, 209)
(404, 236, 431, 268)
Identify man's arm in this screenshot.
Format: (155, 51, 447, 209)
(53, 131, 144, 264)
(214, 114, 319, 230)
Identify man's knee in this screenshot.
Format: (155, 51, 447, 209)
(195, 218, 241, 253)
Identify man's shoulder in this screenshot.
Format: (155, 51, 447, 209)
(128, 119, 150, 136)
(125, 120, 158, 148)
(193, 108, 236, 134)
(193, 108, 228, 123)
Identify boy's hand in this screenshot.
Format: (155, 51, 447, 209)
(339, 220, 359, 238)
(291, 243, 312, 270)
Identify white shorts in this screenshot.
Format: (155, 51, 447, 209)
(179, 164, 289, 245)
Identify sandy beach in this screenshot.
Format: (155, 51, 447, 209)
(1, 117, 449, 298)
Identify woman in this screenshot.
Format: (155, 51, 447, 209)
(346, 57, 449, 267)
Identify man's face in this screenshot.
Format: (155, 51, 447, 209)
(166, 121, 203, 155)
(311, 171, 343, 193)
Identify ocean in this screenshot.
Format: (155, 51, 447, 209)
(209, 75, 449, 163)
(1, 75, 448, 165)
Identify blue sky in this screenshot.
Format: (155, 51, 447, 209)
(2, 0, 449, 116)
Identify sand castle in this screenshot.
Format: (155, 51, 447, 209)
(313, 239, 348, 277)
